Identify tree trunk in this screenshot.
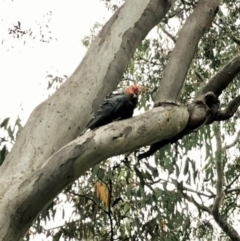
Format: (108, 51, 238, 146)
(0, 1, 176, 240)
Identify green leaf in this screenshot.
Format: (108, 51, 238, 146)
(123, 203, 130, 213)
(0, 117, 9, 128)
(7, 127, 14, 141)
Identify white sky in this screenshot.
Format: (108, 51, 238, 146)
(0, 2, 111, 239)
(0, 0, 111, 126)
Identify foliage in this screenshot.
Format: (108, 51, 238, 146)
(0, 117, 22, 165)
(5, 0, 240, 240)
(8, 11, 53, 44)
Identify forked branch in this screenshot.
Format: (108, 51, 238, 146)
(139, 53, 240, 160)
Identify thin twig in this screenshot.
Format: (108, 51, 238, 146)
(225, 188, 240, 195)
(69, 191, 108, 215)
(224, 174, 240, 192)
(223, 131, 240, 152)
(160, 27, 176, 43)
(108, 179, 114, 241)
(201, 54, 240, 96)
(158, 177, 214, 198)
(182, 185, 215, 198)
(182, 192, 212, 214)
(213, 21, 240, 46)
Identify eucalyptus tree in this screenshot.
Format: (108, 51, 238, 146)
(1, 0, 240, 241)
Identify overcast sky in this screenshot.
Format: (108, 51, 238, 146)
(0, 0, 111, 126)
(0, 1, 112, 239)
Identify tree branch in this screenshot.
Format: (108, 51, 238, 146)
(201, 54, 240, 96)
(212, 213, 240, 241)
(160, 27, 176, 43)
(138, 92, 219, 160)
(108, 179, 114, 241)
(0, 0, 174, 185)
(183, 188, 240, 241)
(182, 185, 215, 198)
(212, 123, 224, 216)
(223, 130, 240, 152)
(215, 96, 240, 122)
(1, 105, 188, 240)
(210, 124, 240, 241)
(155, 0, 220, 103)
(138, 81, 240, 160)
(0, 1, 178, 239)
(182, 192, 212, 214)
(225, 188, 240, 195)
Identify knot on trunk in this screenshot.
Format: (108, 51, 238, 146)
(187, 91, 220, 131)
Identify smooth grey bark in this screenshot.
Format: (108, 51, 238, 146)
(201, 54, 240, 96)
(155, 0, 220, 103)
(0, 106, 188, 241)
(3, 106, 189, 241)
(0, 0, 176, 240)
(0, 0, 173, 181)
(139, 0, 221, 159)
